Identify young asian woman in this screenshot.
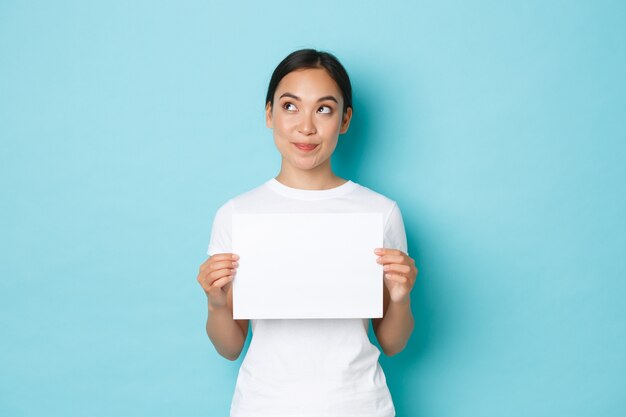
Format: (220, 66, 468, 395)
(197, 48, 418, 417)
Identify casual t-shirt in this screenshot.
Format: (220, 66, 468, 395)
(207, 177, 408, 417)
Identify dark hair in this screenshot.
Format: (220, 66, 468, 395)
(265, 48, 352, 114)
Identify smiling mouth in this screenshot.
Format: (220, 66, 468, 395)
(294, 143, 319, 151)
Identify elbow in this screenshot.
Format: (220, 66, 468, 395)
(219, 346, 243, 361)
(219, 349, 241, 361)
(383, 348, 398, 357)
(382, 343, 406, 357)
(206, 327, 245, 361)
(380, 328, 413, 357)
(376, 334, 404, 357)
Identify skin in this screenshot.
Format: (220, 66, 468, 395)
(197, 67, 418, 360)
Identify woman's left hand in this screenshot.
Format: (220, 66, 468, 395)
(375, 248, 418, 304)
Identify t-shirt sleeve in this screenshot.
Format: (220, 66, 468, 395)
(206, 200, 234, 256)
(383, 202, 408, 255)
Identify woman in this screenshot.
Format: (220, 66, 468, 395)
(197, 48, 418, 417)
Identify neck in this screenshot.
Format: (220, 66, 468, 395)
(275, 160, 347, 190)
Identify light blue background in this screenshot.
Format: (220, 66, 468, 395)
(2, 1, 625, 416)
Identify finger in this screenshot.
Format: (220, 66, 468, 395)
(213, 252, 239, 260)
(209, 274, 234, 290)
(202, 267, 234, 287)
(207, 252, 239, 264)
(199, 259, 238, 281)
(199, 270, 233, 291)
(384, 273, 408, 284)
(200, 253, 239, 271)
(383, 263, 411, 275)
(376, 254, 406, 265)
(208, 259, 239, 273)
(374, 248, 405, 256)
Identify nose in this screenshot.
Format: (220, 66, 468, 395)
(297, 111, 317, 135)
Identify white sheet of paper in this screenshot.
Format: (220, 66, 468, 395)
(232, 213, 383, 319)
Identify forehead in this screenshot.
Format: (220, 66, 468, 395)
(274, 68, 342, 101)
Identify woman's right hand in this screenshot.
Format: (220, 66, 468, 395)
(197, 253, 239, 310)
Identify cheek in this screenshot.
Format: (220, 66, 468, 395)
(322, 118, 342, 135)
(326, 114, 342, 129)
(272, 122, 292, 147)
(273, 115, 296, 134)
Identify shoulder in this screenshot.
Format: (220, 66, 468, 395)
(350, 182, 400, 216)
(213, 180, 272, 217)
(351, 182, 407, 251)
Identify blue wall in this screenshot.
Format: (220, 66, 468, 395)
(2, 1, 625, 416)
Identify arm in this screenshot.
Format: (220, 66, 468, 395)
(372, 248, 418, 356)
(206, 286, 249, 361)
(198, 253, 249, 361)
(372, 280, 414, 356)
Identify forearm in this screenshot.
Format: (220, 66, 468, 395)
(206, 303, 245, 361)
(376, 299, 414, 356)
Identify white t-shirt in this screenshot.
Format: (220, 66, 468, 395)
(207, 177, 408, 417)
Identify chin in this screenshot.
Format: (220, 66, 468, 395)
(289, 158, 324, 171)
(293, 163, 319, 171)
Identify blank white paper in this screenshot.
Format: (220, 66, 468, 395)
(232, 212, 384, 319)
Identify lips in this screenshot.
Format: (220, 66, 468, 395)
(294, 143, 319, 151)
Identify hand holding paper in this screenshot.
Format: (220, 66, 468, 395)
(375, 248, 418, 304)
(197, 252, 240, 311)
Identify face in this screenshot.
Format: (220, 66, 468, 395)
(265, 67, 352, 174)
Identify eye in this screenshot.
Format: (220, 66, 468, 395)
(283, 102, 297, 111)
(317, 105, 332, 114)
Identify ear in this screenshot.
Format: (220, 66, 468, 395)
(265, 102, 273, 128)
(339, 106, 353, 134)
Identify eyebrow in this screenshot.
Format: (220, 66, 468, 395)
(279, 92, 338, 104)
